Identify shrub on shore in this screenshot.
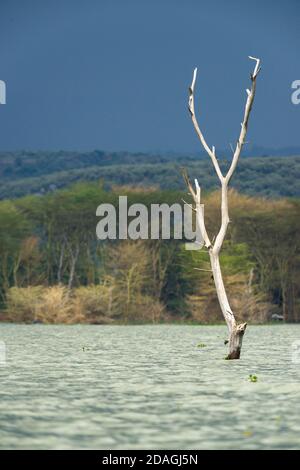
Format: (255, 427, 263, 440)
(3, 284, 165, 324)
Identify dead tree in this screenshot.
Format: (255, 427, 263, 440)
(183, 56, 261, 359)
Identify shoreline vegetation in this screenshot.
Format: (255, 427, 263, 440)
(0, 181, 299, 325)
(0, 320, 291, 326)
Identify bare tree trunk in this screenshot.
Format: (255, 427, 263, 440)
(108, 285, 113, 316)
(13, 255, 21, 287)
(210, 252, 247, 358)
(57, 240, 65, 284)
(68, 243, 79, 290)
(183, 56, 261, 359)
(248, 267, 254, 294)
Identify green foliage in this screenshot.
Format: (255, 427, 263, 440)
(0, 201, 32, 300)
(220, 242, 255, 276)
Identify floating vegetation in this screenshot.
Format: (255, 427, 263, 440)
(243, 430, 253, 437)
(248, 374, 258, 382)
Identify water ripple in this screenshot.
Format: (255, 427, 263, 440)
(0, 324, 300, 449)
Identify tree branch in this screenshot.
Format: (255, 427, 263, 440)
(181, 167, 196, 199)
(188, 68, 224, 183)
(225, 56, 261, 184)
(213, 56, 261, 254)
(181, 168, 211, 249)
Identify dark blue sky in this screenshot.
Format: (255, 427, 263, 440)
(0, 0, 299, 153)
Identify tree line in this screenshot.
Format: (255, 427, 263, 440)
(0, 182, 299, 323)
(0, 151, 299, 200)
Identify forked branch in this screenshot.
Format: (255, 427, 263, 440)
(184, 56, 261, 254)
(181, 168, 211, 249)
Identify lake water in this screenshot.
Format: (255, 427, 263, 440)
(0, 324, 300, 449)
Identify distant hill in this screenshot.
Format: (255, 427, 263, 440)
(0, 150, 299, 199)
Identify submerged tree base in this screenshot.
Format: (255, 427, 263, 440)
(225, 322, 247, 359)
